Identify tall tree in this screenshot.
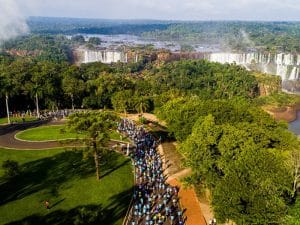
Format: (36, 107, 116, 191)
(25, 61, 59, 117)
(0, 67, 16, 124)
(62, 65, 85, 110)
(180, 115, 295, 225)
(68, 111, 118, 180)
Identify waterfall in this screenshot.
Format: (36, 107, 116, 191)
(81, 49, 127, 64)
(208, 52, 300, 81)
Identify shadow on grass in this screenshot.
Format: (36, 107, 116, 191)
(0, 150, 130, 206)
(0, 119, 51, 136)
(5, 187, 134, 225)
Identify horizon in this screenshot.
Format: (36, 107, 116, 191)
(27, 16, 300, 23)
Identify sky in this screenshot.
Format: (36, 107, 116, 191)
(11, 0, 300, 21)
(1, 0, 300, 43)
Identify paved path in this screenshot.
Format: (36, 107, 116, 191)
(0, 120, 129, 150)
(0, 120, 68, 150)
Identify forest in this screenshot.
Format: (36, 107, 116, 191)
(1, 32, 300, 225)
(26, 17, 300, 53)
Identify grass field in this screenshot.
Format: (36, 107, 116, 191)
(0, 117, 37, 125)
(16, 125, 127, 142)
(0, 148, 133, 225)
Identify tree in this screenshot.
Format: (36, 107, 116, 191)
(88, 37, 101, 45)
(0, 66, 16, 124)
(71, 35, 85, 44)
(111, 90, 134, 113)
(290, 148, 300, 196)
(212, 140, 292, 225)
(0, 75, 10, 123)
(2, 160, 20, 178)
(133, 95, 152, 114)
(180, 114, 295, 225)
(25, 61, 59, 117)
(68, 111, 118, 180)
(84, 72, 134, 109)
(62, 65, 85, 110)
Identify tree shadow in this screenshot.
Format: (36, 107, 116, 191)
(148, 129, 176, 142)
(0, 150, 130, 206)
(50, 198, 66, 209)
(0, 119, 51, 136)
(5, 187, 134, 225)
(5, 204, 108, 225)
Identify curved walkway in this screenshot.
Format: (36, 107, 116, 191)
(0, 120, 68, 150)
(0, 120, 129, 150)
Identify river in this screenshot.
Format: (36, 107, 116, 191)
(289, 111, 300, 136)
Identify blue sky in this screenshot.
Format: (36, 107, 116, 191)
(13, 0, 300, 21)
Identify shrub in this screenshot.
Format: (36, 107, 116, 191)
(2, 160, 20, 178)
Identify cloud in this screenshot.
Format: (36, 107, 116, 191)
(0, 0, 28, 44)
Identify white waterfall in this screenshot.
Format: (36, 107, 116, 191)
(82, 50, 127, 64)
(208, 52, 300, 81)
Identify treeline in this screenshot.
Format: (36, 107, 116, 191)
(0, 55, 259, 116)
(157, 96, 300, 225)
(27, 17, 172, 35)
(23, 18, 300, 53)
(1, 50, 300, 224)
(1, 35, 73, 63)
(142, 21, 300, 53)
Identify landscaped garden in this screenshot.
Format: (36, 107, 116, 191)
(0, 148, 133, 225)
(15, 125, 127, 142)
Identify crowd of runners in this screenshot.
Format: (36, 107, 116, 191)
(118, 119, 185, 225)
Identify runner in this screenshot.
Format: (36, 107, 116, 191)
(118, 119, 185, 225)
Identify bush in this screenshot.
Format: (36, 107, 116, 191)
(2, 160, 20, 178)
(139, 116, 148, 124)
(74, 206, 102, 225)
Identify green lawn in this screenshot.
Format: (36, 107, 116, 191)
(0, 148, 134, 225)
(0, 117, 37, 125)
(16, 125, 127, 142)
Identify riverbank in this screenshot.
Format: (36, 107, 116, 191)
(263, 103, 300, 123)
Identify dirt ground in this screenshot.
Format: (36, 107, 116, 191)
(263, 104, 300, 122)
(168, 178, 207, 225)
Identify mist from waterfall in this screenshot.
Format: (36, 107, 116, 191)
(0, 0, 29, 44)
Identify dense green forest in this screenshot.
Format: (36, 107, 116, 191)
(157, 97, 300, 225)
(1, 35, 73, 63)
(142, 21, 300, 52)
(27, 17, 172, 35)
(26, 17, 300, 53)
(1, 31, 300, 224)
(0, 52, 260, 115)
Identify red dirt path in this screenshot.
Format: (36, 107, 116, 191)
(168, 178, 206, 225)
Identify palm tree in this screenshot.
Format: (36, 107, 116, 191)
(0, 73, 14, 124)
(134, 96, 151, 114)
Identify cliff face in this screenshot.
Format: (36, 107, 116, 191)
(255, 73, 282, 96)
(156, 51, 206, 63)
